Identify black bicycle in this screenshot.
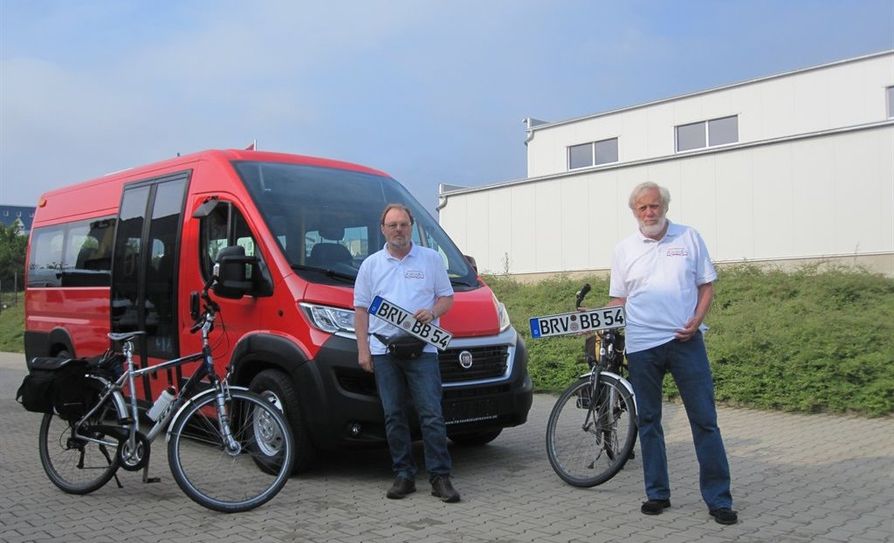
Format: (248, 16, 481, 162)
(545, 284, 638, 487)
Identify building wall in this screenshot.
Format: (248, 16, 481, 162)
(440, 52, 894, 278)
(525, 52, 894, 178)
(440, 125, 894, 276)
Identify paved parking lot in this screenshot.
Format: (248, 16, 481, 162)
(1, 351, 892, 543)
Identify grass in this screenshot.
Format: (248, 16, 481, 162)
(0, 298, 24, 353)
(486, 263, 894, 417)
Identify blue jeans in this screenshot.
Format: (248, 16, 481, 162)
(373, 352, 452, 481)
(626, 333, 733, 510)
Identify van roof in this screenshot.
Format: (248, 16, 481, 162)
(39, 148, 390, 200)
(33, 149, 392, 226)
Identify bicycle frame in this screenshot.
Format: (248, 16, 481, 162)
(72, 304, 240, 463)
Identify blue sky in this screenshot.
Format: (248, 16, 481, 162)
(1, 1, 892, 213)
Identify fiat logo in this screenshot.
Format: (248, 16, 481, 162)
(458, 350, 474, 369)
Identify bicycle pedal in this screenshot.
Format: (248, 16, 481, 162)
(143, 476, 162, 484)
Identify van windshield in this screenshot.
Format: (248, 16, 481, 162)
(233, 161, 479, 289)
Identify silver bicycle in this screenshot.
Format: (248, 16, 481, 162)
(36, 275, 294, 513)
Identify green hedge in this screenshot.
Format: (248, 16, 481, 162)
(2, 265, 891, 415)
(486, 264, 894, 417)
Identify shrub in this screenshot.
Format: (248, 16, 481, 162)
(486, 264, 894, 416)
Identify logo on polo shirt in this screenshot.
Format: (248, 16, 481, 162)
(405, 269, 424, 279)
(666, 247, 689, 257)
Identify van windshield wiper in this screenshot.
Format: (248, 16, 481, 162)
(291, 264, 356, 283)
(450, 277, 480, 288)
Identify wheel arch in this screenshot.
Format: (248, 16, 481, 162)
(228, 333, 311, 387)
(226, 332, 328, 439)
(48, 328, 75, 357)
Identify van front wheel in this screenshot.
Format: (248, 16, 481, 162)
(250, 369, 315, 473)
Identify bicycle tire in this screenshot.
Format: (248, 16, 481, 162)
(167, 389, 294, 513)
(546, 374, 637, 487)
(38, 397, 121, 494)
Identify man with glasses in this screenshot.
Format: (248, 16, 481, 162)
(354, 203, 460, 502)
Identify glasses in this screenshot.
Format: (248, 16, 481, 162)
(384, 222, 412, 230)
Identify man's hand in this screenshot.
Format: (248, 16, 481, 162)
(414, 308, 436, 324)
(674, 317, 700, 342)
(354, 307, 373, 372)
(675, 283, 713, 342)
(358, 351, 374, 373)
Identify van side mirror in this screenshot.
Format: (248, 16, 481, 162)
(464, 254, 478, 273)
(212, 246, 256, 299)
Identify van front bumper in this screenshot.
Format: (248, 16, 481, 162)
(297, 327, 532, 449)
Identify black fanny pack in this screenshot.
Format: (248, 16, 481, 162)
(375, 333, 427, 360)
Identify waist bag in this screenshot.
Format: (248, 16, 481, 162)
(375, 333, 427, 360)
(16, 354, 115, 420)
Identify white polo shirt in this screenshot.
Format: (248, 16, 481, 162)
(354, 242, 454, 355)
(609, 221, 717, 354)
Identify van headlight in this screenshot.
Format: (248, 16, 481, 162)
(300, 303, 356, 336)
(493, 294, 512, 332)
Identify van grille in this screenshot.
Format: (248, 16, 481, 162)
(439, 345, 509, 383)
(334, 345, 510, 395)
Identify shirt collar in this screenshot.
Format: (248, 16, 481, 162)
(383, 241, 417, 261)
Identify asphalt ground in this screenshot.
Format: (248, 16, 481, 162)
(1, 351, 892, 543)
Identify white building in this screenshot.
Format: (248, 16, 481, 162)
(438, 51, 894, 278)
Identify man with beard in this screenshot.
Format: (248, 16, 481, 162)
(608, 182, 737, 525)
(354, 203, 460, 503)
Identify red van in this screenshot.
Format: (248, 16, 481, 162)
(24, 149, 533, 469)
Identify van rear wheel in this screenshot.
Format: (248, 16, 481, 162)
(250, 369, 315, 472)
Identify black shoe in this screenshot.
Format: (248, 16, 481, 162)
(709, 508, 738, 525)
(386, 477, 416, 499)
(430, 475, 460, 503)
(641, 499, 671, 515)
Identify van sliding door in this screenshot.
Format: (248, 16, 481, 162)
(111, 174, 188, 383)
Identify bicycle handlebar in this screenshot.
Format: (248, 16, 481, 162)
(189, 277, 221, 334)
(575, 283, 591, 309)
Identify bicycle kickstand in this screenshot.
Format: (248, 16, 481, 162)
(142, 464, 161, 484)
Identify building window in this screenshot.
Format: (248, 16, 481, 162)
(594, 138, 619, 165)
(569, 143, 593, 169)
(887, 86, 894, 118)
(568, 137, 619, 170)
(676, 115, 738, 152)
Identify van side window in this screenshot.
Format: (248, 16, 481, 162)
(27, 227, 64, 287)
(27, 218, 115, 288)
(200, 202, 258, 281)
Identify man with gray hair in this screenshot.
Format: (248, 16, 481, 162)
(608, 182, 737, 525)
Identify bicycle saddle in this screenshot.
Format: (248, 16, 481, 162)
(107, 331, 147, 342)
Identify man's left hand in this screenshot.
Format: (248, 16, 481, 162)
(674, 317, 700, 342)
(414, 308, 436, 324)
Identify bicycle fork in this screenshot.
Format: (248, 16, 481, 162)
(213, 383, 242, 455)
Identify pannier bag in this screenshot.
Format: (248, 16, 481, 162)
(16, 357, 98, 420)
(375, 333, 427, 360)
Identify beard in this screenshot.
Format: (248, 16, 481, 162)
(639, 216, 667, 238)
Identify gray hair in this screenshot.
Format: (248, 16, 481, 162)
(628, 182, 671, 211)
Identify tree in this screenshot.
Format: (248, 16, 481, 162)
(0, 222, 28, 292)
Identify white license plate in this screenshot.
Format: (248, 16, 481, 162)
(529, 306, 625, 339)
(368, 296, 452, 351)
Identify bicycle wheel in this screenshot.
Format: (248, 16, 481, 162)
(546, 374, 637, 487)
(38, 398, 121, 494)
(167, 389, 294, 513)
